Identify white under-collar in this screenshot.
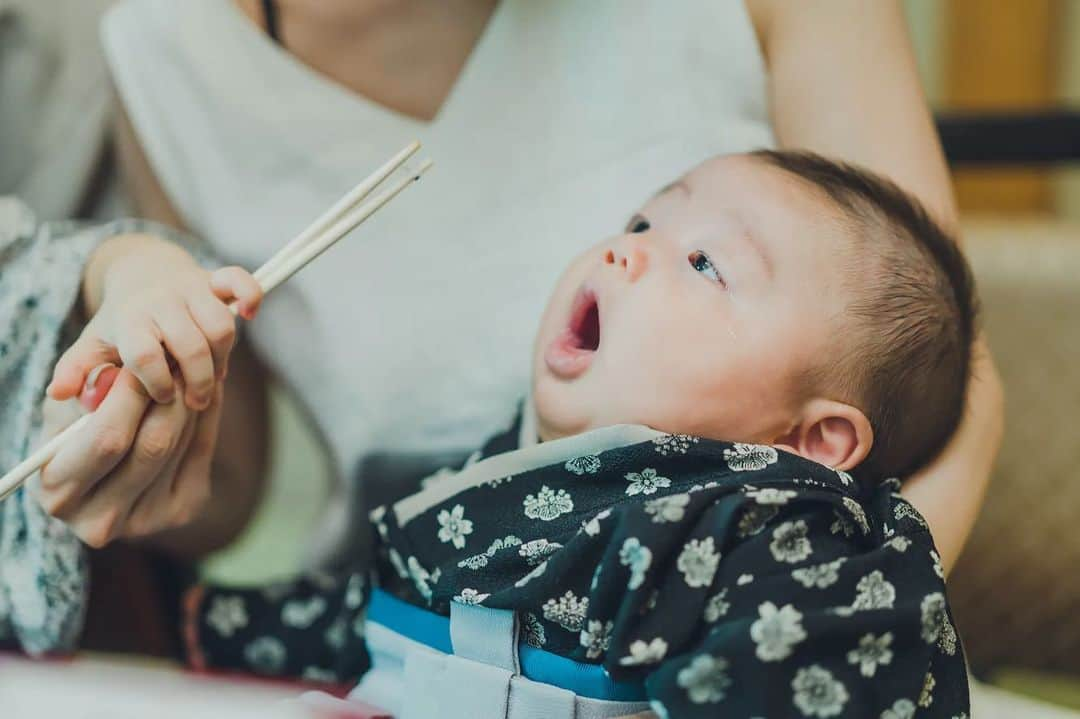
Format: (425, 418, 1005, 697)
(518, 394, 540, 449)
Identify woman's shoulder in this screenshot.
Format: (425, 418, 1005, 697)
(101, 0, 241, 68)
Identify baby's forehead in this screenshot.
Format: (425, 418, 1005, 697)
(672, 155, 846, 234)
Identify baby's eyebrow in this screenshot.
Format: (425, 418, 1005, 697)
(654, 180, 691, 199)
(741, 228, 774, 282)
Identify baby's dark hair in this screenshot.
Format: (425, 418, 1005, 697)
(751, 149, 978, 480)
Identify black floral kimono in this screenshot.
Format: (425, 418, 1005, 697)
(185, 415, 969, 718)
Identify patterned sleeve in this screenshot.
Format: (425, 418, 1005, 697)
(181, 570, 371, 685)
(0, 198, 226, 656)
(603, 487, 968, 718)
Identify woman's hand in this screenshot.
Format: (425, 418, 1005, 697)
(47, 233, 263, 410)
(34, 233, 266, 548)
(36, 369, 225, 547)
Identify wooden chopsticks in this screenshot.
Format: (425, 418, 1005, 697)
(0, 142, 432, 502)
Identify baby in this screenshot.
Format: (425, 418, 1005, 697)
(534, 150, 974, 482)
(183, 151, 974, 718)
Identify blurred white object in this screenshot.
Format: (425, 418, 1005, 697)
(0, 653, 315, 719)
(0, 0, 118, 220)
(970, 675, 1080, 718)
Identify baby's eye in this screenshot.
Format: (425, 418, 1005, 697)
(626, 215, 651, 234)
(688, 250, 725, 287)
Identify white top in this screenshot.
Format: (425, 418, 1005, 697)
(101, 0, 774, 485)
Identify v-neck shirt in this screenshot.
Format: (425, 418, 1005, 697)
(101, 0, 774, 488)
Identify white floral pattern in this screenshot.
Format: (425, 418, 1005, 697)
(457, 535, 523, 569)
(524, 485, 575, 521)
(652, 434, 698, 456)
(565, 454, 601, 475)
(792, 665, 849, 718)
(852, 571, 896, 611)
(792, 558, 846, 589)
(244, 636, 287, 675)
(677, 654, 732, 704)
(581, 508, 612, 537)
(514, 560, 548, 588)
(519, 539, 563, 566)
(738, 504, 779, 537)
(281, 596, 326, 629)
(846, 632, 893, 677)
(206, 596, 248, 638)
(770, 520, 813, 563)
(644, 493, 691, 523)
(723, 443, 779, 471)
(542, 590, 589, 632)
(894, 501, 928, 528)
(930, 550, 944, 579)
(624, 468, 672, 496)
(324, 617, 347, 650)
(830, 511, 856, 538)
(407, 556, 435, 602)
(436, 504, 474, 549)
(344, 573, 365, 609)
(704, 589, 730, 622)
(579, 619, 614, 659)
(301, 666, 337, 683)
(880, 699, 916, 719)
(452, 588, 490, 605)
(887, 536, 912, 553)
(677, 537, 721, 588)
(751, 602, 807, 662)
(919, 672, 935, 708)
(619, 637, 669, 666)
(920, 592, 957, 655)
(619, 537, 653, 590)
(745, 486, 798, 505)
(841, 497, 870, 535)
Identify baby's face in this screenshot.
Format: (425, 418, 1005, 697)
(532, 155, 851, 444)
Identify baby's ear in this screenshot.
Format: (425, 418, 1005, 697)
(771, 399, 873, 471)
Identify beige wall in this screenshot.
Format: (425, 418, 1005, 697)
(904, 0, 1080, 219)
(1057, 0, 1080, 219)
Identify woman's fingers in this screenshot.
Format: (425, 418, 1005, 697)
(125, 406, 199, 539)
(169, 381, 225, 526)
(115, 318, 176, 404)
(37, 369, 150, 520)
(125, 381, 222, 539)
(210, 266, 264, 320)
(47, 324, 119, 401)
(66, 383, 192, 547)
(155, 303, 215, 410)
(188, 291, 237, 382)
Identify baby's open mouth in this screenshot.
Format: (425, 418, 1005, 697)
(544, 287, 601, 379)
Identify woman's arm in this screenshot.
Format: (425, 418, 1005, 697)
(115, 99, 271, 555)
(45, 103, 270, 552)
(747, 0, 1005, 572)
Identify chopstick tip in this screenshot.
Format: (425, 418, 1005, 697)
(414, 158, 434, 179)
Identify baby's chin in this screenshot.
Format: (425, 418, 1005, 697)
(532, 374, 594, 442)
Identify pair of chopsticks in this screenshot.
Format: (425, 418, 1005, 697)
(0, 142, 432, 502)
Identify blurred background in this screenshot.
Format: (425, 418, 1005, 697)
(2, 0, 1079, 715)
(906, 0, 1080, 217)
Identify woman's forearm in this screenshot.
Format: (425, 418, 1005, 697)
(901, 339, 1004, 572)
(752, 0, 1004, 569)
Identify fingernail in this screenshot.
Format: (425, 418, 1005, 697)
(84, 363, 117, 393)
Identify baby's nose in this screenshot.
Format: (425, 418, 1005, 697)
(603, 243, 649, 282)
